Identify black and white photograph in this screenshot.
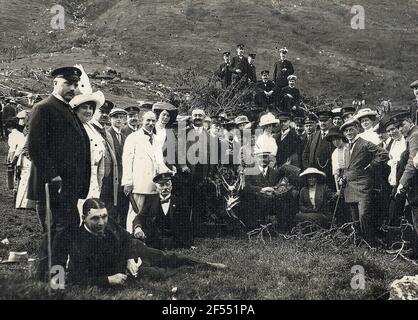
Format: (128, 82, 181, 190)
(1, 0, 418, 305)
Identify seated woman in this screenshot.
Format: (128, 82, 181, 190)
(296, 167, 332, 228)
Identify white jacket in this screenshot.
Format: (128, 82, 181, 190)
(121, 129, 159, 194)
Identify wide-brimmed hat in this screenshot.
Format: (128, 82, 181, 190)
(152, 101, 177, 112)
(354, 108, 377, 121)
(1, 251, 28, 264)
(326, 127, 348, 142)
(299, 167, 326, 178)
(340, 118, 360, 131)
(235, 115, 250, 125)
(69, 91, 105, 111)
(254, 149, 272, 157)
(259, 113, 280, 127)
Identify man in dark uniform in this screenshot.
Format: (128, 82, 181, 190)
(408, 80, 418, 125)
(132, 172, 193, 250)
(107, 108, 130, 228)
(275, 112, 303, 168)
(27, 66, 91, 280)
(121, 106, 140, 137)
(277, 75, 301, 115)
(273, 47, 295, 89)
(216, 51, 233, 89)
(254, 70, 275, 109)
(301, 113, 318, 169)
(230, 44, 249, 86)
(302, 110, 336, 189)
(247, 53, 257, 85)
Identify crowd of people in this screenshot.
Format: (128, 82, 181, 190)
(3, 45, 418, 287)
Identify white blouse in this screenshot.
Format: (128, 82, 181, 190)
(255, 132, 278, 156)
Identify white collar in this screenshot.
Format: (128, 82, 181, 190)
(52, 93, 69, 105)
(160, 194, 172, 201)
(143, 128, 153, 135)
(90, 119, 103, 129)
(83, 224, 102, 237)
(259, 165, 268, 174)
(128, 124, 138, 131)
(112, 126, 122, 134)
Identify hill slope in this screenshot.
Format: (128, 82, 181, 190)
(1, 0, 418, 107)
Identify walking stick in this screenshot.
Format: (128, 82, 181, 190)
(45, 183, 52, 296)
(331, 184, 345, 228)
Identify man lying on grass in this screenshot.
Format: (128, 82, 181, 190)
(51, 198, 226, 287)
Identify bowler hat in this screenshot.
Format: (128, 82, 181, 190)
(326, 127, 348, 143)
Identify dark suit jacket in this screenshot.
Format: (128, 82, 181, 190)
(303, 130, 335, 180)
(275, 128, 302, 168)
(121, 125, 136, 138)
(132, 194, 193, 250)
(248, 64, 257, 84)
(255, 80, 275, 94)
(230, 55, 249, 82)
(408, 100, 418, 125)
(244, 166, 281, 194)
(107, 127, 127, 180)
(299, 184, 331, 215)
(399, 126, 418, 205)
(179, 126, 216, 181)
(273, 59, 294, 88)
(27, 95, 90, 201)
(278, 86, 301, 113)
(216, 62, 233, 88)
(344, 137, 389, 202)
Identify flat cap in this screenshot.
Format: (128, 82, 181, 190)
(125, 106, 140, 114)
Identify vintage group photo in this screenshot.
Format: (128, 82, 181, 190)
(1, 0, 418, 301)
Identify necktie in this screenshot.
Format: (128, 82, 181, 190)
(144, 130, 153, 144)
(160, 197, 171, 204)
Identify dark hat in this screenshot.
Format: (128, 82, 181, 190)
(100, 100, 114, 114)
(125, 106, 140, 114)
(261, 70, 270, 75)
(277, 111, 292, 121)
(326, 127, 348, 142)
(249, 53, 256, 59)
(293, 117, 305, 125)
(223, 51, 231, 56)
(51, 66, 82, 82)
(340, 118, 360, 131)
(374, 112, 394, 133)
(304, 113, 318, 124)
(390, 111, 411, 125)
(341, 106, 356, 116)
(316, 110, 333, 120)
(410, 80, 418, 89)
(237, 44, 245, 49)
(153, 172, 174, 184)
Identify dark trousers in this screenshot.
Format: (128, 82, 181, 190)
(346, 195, 376, 242)
(388, 193, 406, 226)
(131, 238, 209, 269)
(100, 175, 129, 228)
(255, 92, 275, 109)
(36, 188, 80, 281)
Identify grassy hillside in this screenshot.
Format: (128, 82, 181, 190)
(1, 0, 418, 107)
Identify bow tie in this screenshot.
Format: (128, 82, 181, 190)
(160, 197, 171, 204)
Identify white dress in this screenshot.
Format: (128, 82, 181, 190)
(358, 128, 380, 145)
(388, 137, 407, 186)
(77, 122, 106, 214)
(255, 132, 278, 156)
(15, 136, 35, 209)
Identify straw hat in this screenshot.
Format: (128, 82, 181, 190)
(354, 108, 377, 121)
(259, 113, 280, 127)
(299, 167, 326, 178)
(69, 91, 105, 111)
